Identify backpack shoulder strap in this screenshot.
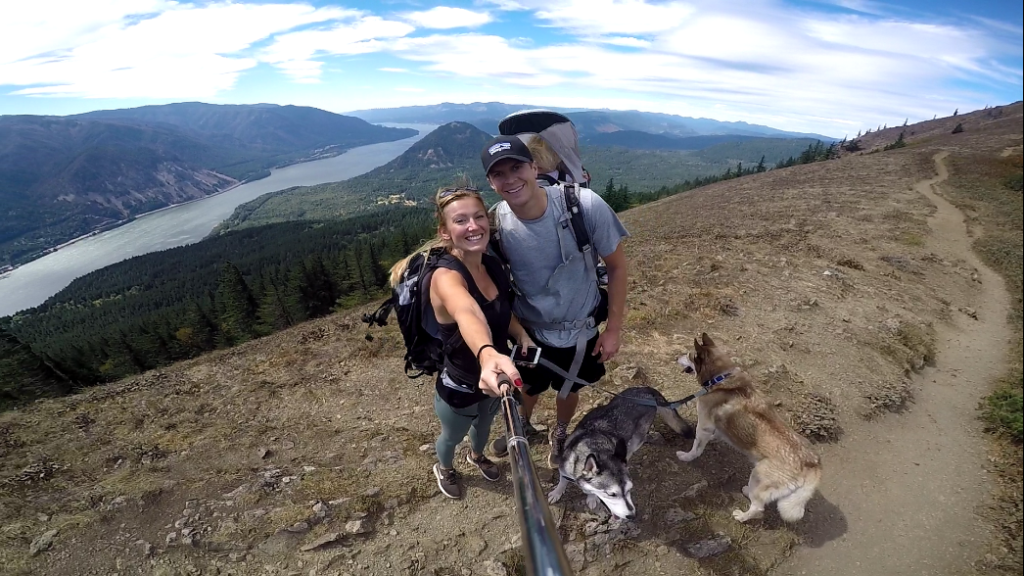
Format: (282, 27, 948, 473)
(561, 183, 593, 254)
(434, 253, 482, 300)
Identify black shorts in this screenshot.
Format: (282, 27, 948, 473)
(518, 334, 606, 397)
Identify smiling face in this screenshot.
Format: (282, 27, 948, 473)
(486, 157, 544, 212)
(439, 196, 489, 254)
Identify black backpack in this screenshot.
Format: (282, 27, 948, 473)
(362, 247, 448, 379)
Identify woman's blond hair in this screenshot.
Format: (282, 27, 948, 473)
(525, 135, 563, 174)
(388, 177, 487, 287)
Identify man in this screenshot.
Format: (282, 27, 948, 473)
(481, 134, 630, 467)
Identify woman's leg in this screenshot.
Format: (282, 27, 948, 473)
(468, 396, 502, 457)
(434, 392, 475, 469)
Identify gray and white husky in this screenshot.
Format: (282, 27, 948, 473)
(547, 386, 695, 519)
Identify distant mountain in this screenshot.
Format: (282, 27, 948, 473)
(582, 131, 766, 150)
(347, 102, 836, 140)
(217, 121, 496, 231)
(74, 102, 415, 161)
(0, 103, 417, 266)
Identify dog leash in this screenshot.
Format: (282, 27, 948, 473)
(512, 351, 732, 410)
(586, 372, 733, 411)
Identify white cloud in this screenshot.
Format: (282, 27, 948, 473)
(1, 1, 350, 97)
(401, 6, 493, 29)
(395, 86, 426, 92)
(600, 37, 652, 48)
(379, 67, 410, 73)
(259, 16, 415, 81)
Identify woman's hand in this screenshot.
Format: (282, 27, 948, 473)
(478, 347, 521, 397)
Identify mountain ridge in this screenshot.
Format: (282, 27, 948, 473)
(346, 101, 836, 141)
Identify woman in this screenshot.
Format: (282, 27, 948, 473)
(389, 184, 533, 499)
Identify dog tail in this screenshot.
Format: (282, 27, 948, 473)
(657, 406, 696, 439)
(776, 467, 821, 523)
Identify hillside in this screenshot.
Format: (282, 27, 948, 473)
(0, 105, 415, 267)
(581, 131, 764, 150)
(214, 121, 495, 231)
(0, 104, 1019, 576)
(348, 101, 835, 140)
(74, 102, 415, 161)
(218, 126, 824, 232)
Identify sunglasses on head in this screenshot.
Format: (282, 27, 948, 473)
(438, 186, 480, 199)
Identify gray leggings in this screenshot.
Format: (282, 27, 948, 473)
(434, 392, 502, 469)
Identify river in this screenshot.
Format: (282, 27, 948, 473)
(0, 123, 437, 317)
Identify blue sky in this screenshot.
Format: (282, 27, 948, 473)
(1, 0, 1020, 137)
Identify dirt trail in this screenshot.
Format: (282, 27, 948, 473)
(777, 152, 1012, 576)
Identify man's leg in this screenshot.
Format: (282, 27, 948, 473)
(520, 390, 542, 421)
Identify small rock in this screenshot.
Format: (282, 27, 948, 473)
(683, 534, 731, 559)
(312, 502, 329, 518)
(419, 444, 436, 454)
(959, 307, 979, 320)
(37, 513, 50, 522)
(29, 529, 58, 556)
(481, 559, 508, 576)
(682, 480, 708, 498)
(258, 448, 271, 459)
(345, 519, 372, 535)
(138, 540, 154, 557)
(165, 532, 178, 546)
(664, 508, 697, 523)
(286, 522, 311, 534)
(364, 487, 382, 498)
(300, 532, 343, 552)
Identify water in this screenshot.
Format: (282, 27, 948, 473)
(0, 123, 437, 317)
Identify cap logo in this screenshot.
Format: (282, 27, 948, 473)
(488, 142, 511, 155)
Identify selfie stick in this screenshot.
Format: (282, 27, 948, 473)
(498, 373, 574, 576)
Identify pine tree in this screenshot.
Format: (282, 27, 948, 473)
(756, 155, 766, 173)
(214, 262, 258, 347)
(257, 273, 296, 334)
(0, 327, 69, 407)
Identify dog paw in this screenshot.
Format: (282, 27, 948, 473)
(741, 486, 750, 497)
(547, 490, 563, 505)
(586, 495, 599, 510)
(676, 450, 696, 462)
(732, 508, 762, 522)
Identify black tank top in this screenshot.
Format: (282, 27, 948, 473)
(432, 253, 513, 409)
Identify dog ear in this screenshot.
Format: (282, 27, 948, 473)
(700, 332, 716, 348)
(582, 454, 598, 476)
(693, 338, 703, 354)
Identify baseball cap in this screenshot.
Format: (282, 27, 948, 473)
(480, 135, 534, 175)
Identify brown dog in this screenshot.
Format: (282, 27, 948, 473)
(676, 333, 822, 523)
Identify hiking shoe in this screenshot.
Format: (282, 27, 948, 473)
(548, 428, 566, 469)
(433, 464, 463, 499)
(466, 453, 501, 481)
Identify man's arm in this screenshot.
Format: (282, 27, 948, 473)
(594, 243, 627, 362)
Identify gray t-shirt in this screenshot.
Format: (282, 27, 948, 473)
(493, 185, 630, 348)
